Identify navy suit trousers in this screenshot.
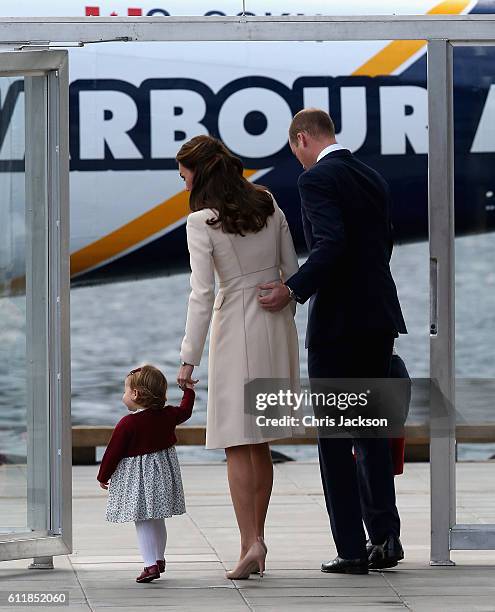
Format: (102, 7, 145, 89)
(308, 333, 401, 559)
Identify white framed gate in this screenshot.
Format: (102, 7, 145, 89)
(1, 13, 494, 565)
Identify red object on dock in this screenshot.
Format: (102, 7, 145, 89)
(389, 437, 405, 476)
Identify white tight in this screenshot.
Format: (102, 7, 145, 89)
(134, 518, 167, 567)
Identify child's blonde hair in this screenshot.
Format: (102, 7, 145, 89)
(127, 364, 167, 409)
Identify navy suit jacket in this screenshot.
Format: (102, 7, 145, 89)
(286, 149, 407, 349)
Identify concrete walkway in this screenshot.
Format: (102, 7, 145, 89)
(1, 461, 495, 611)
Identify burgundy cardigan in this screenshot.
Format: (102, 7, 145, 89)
(97, 388, 195, 483)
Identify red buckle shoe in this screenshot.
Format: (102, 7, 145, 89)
(136, 564, 160, 583)
(156, 559, 166, 574)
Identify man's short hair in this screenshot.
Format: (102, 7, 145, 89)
(289, 108, 335, 144)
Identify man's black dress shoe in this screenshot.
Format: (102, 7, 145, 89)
(366, 538, 374, 555)
(368, 534, 404, 569)
(321, 556, 369, 574)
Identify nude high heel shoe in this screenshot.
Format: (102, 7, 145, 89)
(250, 537, 267, 574)
(258, 537, 267, 553)
(226, 538, 266, 580)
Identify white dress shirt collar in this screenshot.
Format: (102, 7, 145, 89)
(316, 142, 347, 163)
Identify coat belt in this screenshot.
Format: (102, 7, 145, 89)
(218, 266, 280, 294)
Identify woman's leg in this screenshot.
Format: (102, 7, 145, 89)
(225, 444, 258, 559)
(135, 519, 158, 567)
(249, 443, 273, 541)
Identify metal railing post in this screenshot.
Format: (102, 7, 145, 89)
(427, 39, 456, 566)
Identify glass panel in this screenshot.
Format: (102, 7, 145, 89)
(0, 74, 50, 537)
(453, 45, 495, 525)
(0, 75, 28, 533)
(68, 38, 429, 465)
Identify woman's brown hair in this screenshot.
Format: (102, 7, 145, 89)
(176, 135, 275, 235)
(127, 364, 167, 409)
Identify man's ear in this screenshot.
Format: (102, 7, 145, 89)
(297, 132, 306, 148)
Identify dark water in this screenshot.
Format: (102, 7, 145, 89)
(2, 233, 495, 461)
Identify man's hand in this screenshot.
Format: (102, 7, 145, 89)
(258, 282, 291, 312)
(99, 481, 109, 490)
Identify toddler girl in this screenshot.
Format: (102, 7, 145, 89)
(97, 364, 195, 583)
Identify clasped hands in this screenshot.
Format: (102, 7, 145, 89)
(177, 364, 199, 390)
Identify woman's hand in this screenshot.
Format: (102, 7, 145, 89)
(99, 481, 109, 490)
(177, 364, 199, 390)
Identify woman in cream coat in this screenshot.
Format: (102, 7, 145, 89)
(176, 135, 299, 580)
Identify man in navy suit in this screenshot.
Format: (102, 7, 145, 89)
(259, 108, 407, 574)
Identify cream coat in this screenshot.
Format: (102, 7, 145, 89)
(180, 197, 301, 449)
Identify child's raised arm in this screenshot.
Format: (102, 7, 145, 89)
(97, 417, 131, 485)
(169, 387, 196, 425)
